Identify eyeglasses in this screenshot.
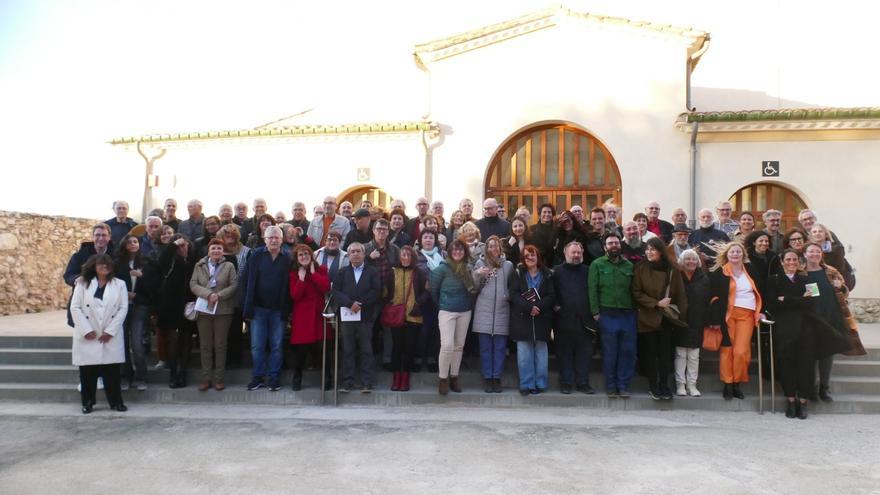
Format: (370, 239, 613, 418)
(789, 237, 804, 242)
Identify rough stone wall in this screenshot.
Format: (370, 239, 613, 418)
(0, 211, 100, 315)
(851, 299, 880, 324)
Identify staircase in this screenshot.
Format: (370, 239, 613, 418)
(1, 333, 879, 413)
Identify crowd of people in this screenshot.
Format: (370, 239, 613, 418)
(65, 194, 863, 419)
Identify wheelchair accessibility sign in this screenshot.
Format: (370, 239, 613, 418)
(762, 161, 780, 177)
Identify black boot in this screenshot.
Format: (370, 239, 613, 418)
(484, 379, 493, 394)
(785, 400, 797, 418)
(797, 400, 808, 420)
(818, 384, 833, 402)
(722, 383, 733, 400)
(731, 383, 744, 400)
(292, 372, 302, 391)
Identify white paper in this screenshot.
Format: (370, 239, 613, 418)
(340, 306, 361, 322)
(194, 297, 218, 315)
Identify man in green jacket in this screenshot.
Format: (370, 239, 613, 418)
(588, 232, 637, 398)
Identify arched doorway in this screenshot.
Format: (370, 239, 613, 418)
(728, 182, 807, 232)
(337, 185, 395, 212)
(485, 123, 621, 222)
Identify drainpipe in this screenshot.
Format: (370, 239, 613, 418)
(421, 129, 433, 199)
(689, 121, 699, 229)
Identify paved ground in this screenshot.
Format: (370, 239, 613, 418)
(1, 402, 879, 495)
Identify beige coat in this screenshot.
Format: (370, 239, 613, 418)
(189, 257, 239, 315)
(70, 278, 128, 366)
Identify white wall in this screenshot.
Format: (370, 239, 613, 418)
(427, 23, 693, 220)
(113, 135, 426, 220)
(697, 139, 880, 298)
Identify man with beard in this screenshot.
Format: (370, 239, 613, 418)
(553, 241, 595, 395)
(688, 208, 729, 264)
(620, 221, 645, 264)
(668, 223, 692, 261)
(588, 232, 636, 398)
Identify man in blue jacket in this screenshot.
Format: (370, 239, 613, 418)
(241, 225, 291, 391)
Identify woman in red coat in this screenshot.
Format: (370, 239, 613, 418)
(289, 244, 331, 391)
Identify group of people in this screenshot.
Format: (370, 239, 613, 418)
(65, 194, 862, 419)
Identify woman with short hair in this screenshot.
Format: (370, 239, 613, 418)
(430, 239, 476, 394)
(809, 223, 846, 275)
(472, 235, 514, 393)
(288, 244, 331, 391)
(529, 203, 557, 267)
(633, 212, 658, 242)
(782, 227, 808, 258)
(193, 215, 222, 260)
(190, 238, 238, 391)
(457, 221, 484, 269)
(70, 254, 129, 414)
(632, 237, 688, 400)
(314, 231, 349, 281)
(446, 210, 465, 244)
(508, 244, 556, 396)
(708, 241, 765, 400)
(675, 249, 709, 397)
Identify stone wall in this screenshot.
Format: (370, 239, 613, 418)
(0, 211, 100, 316)
(851, 299, 880, 324)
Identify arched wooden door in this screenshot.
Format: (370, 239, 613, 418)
(485, 123, 621, 222)
(337, 185, 394, 212)
(729, 182, 807, 232)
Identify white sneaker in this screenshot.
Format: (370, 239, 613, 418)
(120, 381, 130, 391)
(687, 384, 701, 397)
(97, 377, 104, 390)
(153, 360, 167, 370)
(675, 383, 687, 396)
(135, 381, 148, 391)
(76, 382, 82, 392)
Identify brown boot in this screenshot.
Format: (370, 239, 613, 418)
(449, 375, 462, 393)
(400, 372, 410, 392)
(438, 378, 449, 395)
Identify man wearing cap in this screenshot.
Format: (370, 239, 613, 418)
(343, 208, 374, 250)
(669, 223, 692, 260)
(307, 196, 352, 247)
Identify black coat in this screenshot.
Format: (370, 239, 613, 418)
(475, 216, 512, 240)
(332, 264, 382, 323)
(765, 272, 813, 349)
(528, 223, 557, 269)
(747, 249, 778, 300)
(508, 266, 556, 342)
(113, 255, 159, 307)
(502, 237, 525, 266)
(154, 244, 194, 329)
(552, 262, 592, 334)
(676, 269, 710, 348)
(554, 228, 589, 267)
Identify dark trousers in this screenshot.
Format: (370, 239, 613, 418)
(817, 355, 834, 388)
(226, 308, 245, 367)
(79, 364, 123, 407)
(167, 320, 195, 384)
(780, 330, 816, 399)
(637, 327, 673, 393)
(416, 304, 440, 366)
(555, 326, 593, 387)
(341, 319, 374, 387)
(391, 324, 418, 372)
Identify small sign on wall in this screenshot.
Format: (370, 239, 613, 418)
(762, 161, 780, 177)
(357, 167, 371, 182)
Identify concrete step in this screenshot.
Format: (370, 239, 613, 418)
(1, 382, 879, 414)
(0, 348, 71, 365)
(0, 336, 70, 350)
(832, 360, 880, 377)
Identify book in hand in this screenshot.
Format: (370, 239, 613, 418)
(194, 297, 218, 315)
(521, 288, 540, 303)
(805, 282, 820, 297)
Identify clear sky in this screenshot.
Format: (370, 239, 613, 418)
(1, 0, 877, 218)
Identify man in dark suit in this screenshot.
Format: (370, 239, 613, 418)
(332, 242, 381, 393)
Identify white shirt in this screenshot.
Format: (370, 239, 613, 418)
(733, 271, 757, 310)
(352, 263, 364, 284)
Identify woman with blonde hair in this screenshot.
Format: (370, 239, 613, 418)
(457, 221, 485, 269)
(708, 241, 764, 400)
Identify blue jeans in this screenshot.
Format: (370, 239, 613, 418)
(122, 304, 150, 383)
(516, 340, 548, 391)
(598, 309, 637, 392)
(250, 306, 285, 380)
(478, 334, 507, 379)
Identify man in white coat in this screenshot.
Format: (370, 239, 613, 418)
(70, 254, 129, 414)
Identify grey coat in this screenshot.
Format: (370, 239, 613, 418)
(471, 257, 514, 336)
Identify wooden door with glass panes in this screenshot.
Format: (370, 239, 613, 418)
(485, 124, 621, 223)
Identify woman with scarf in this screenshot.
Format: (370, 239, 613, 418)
(708, 241, 764, 400)
(472, 235, 514, 393)
(430, 239, 476, 394)
(632, 236, 688, 400)
(415, 229, 444, 373)
(508, 244, 556, 396)
(386, 246, 429, 391)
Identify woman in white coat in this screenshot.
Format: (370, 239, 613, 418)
(70, 254, 129, 414)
